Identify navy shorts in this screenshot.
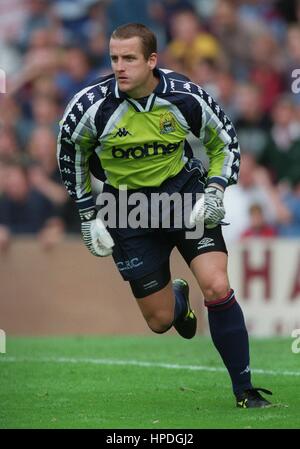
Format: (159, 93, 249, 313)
(101, 159, 227, 281)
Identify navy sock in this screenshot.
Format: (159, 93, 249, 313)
(205, 290, 253, 395)
(173, 287, 187, 322)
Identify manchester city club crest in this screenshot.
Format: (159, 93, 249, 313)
(159, 112, 176, 134)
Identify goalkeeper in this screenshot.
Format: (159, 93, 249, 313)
(57, 23, 272, 408)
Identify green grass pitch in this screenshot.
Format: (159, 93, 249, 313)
(0, 335, 299, 429)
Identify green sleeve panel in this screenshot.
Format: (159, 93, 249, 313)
(204, 125, 227, 180)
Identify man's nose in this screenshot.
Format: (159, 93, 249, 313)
(115, 60, 125, 71)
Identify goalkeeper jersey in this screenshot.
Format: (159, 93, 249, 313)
(57, 68, 240, 213)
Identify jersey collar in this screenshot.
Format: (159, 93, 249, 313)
(112, 68, 169, 99)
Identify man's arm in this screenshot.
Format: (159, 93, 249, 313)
(189, 86, 240, 228)
(57, 96, 114, 256)
(57, 105, 96, 221)
(185, 84, 240, 188)
(199, 89, 240, 189)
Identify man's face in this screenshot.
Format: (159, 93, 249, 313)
(110, 37, 157, 98)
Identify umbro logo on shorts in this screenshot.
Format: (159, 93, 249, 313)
(197, 237, 215, 250)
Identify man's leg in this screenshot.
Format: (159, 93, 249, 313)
(191, 252, 252, 392)
(134, 280, 175, 334)
(190, 251, 272, 407)
(129, 263, 196, 337)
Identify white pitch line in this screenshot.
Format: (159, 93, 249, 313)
(0, 356, 300, 377)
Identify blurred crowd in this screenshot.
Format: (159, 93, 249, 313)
(0, 0, 300, 251)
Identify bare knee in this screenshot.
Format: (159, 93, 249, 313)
(201, 275, 230, 302)
(146, 310, 174, 334)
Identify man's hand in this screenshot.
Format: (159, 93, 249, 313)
(204, 185, 225, 228)
(81, 215, 114, 257)
(190, 184, 225, 229)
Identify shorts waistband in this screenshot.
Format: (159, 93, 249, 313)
(103, 159, 206, 196)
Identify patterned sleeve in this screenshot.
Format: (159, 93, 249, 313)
(189, 85, 241, 188)
(57, 89, 104, 220)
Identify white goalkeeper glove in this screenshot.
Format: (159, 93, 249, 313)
(80, 210, 114, 257)
(190, 184, 225, 229)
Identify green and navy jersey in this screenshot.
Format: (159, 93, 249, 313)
(57, 68, 240, 212)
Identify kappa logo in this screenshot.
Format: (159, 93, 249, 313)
(76, 102, 84, 113)
(62, 137, 73, 145)
(87, 92, 95, 104)
(63, 124, 71, 135)
(197, 237, 215, 250)
(69, 113, 77, 124)
(100, 85, 108, 96)
(61, 167, 75, 174)
(60, 154, 74, 163)
(240, 365, 251, 375)
(79, 209, 96, 221)
(183, 82, 191, 92)
(114, 127, 132, 137)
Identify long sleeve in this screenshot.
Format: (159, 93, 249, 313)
(57, 89, 103, 219)
(186, 84, 241, 189)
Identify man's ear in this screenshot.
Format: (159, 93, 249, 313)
(148, 53, 157, 70)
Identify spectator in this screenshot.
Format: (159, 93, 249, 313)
(27, 126, 67, 206)
(86, 28, 111, 73)
(27, 125, 80, 233)
(215, 70, 238, 122)
(55, 46, 98, 102)
(0, 164, 64, 251)
(259, 94, 300, 184)
(106, 0, 159, 35)
(285, 24, 300, 97)
(0, 96, 19, 128)
(238, 0, 286, 42)
(278, 180, 300, 237)
(211, 0, 254, 80)
(249, 32, 284, 113)
(235, 83, 271, 159)
(31, 76, 61, 101)
(163, 8, 220, 74)
(17, 0, 52, 51)
(0, 0, 28, 43)
(241, 204, 278, 239)
(223, 153, 289, 243)
(13, 95, 61, 144)
(189, 57, 219, 97)
(32, 95, 61, 133)
(8, 28, 62, 98)
(0, 127, 22, 162)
